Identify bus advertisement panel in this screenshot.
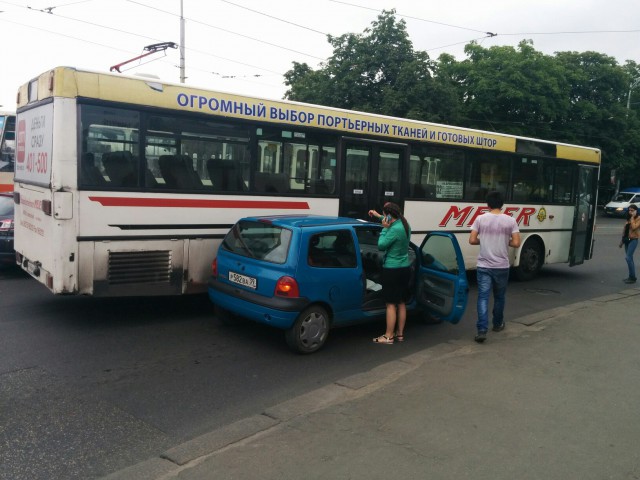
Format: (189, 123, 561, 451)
(15, 103, 54, 185)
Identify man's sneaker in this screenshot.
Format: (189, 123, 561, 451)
(492, 322, 505, 332)
(474, 331, 487, 343)
(624, 277, 637, 284)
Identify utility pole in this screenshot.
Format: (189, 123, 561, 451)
(180, 0, 186, 83)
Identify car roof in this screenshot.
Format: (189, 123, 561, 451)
(239, 215, 375, 229)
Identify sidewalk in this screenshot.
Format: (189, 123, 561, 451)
(103, 288, 640, 480)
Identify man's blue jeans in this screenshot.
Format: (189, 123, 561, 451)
(625, 238, 638, 279)
(476, 267, 510, 333)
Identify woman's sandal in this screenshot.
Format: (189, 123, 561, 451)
(373, 334, 394, 345)
(395, 333, 404, 342)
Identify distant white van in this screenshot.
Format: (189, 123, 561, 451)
(604, 187, 640, 217)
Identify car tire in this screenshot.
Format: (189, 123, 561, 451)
(285, 305, 329, 354)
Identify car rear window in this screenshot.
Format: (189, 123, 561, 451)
(222, 220, 292, 264)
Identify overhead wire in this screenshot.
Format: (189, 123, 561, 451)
(219, 0, 327, 36)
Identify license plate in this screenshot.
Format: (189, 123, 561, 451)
(229, 271, 257, 289)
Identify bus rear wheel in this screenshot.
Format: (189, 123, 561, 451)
(514, 238, 544, 281)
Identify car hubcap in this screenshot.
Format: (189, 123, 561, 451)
(299, 312, 327, 346)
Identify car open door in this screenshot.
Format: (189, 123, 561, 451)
(416, 232, 468, 324)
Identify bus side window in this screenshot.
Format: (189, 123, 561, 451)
(80, 153, 107, 186)
(254, 172, 287, 193)
(102, 151, 137, 187)
(159, 155, 203, 190)
(207, 159, 245, 192)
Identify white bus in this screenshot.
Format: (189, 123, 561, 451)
(0, 110, 16, 192)
(13, 67, 600, 296)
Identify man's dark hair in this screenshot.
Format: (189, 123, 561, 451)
(486, 191, 504, 210)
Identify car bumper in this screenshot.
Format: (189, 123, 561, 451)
(604, 208, 627, 217)
(208, 277, 310, 329)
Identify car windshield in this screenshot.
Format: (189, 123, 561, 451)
(0, 195, 13, 216)
(222, 220, 292, 264)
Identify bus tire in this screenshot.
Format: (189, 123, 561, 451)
(514, 238, 544, 281)
(285, 305, 329, 354)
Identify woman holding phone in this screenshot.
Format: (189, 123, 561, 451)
(367, 202, 412, 345)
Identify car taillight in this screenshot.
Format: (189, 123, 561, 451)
(275, 276, 299, 297)
(211, 257, 218, 278)
(0, 218, 13, 232)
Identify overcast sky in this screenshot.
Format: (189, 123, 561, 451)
(0, 0, 638, 110)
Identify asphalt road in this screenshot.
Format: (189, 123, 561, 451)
(0, 212, 629, 479)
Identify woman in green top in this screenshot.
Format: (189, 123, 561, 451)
(367, 202, 412, 345)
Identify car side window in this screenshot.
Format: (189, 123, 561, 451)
(421, 235, 459, 274)
(308, 230, 357, 268)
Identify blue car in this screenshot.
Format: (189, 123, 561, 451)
(208, 215, 468, 353)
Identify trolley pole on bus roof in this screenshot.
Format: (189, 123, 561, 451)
(109, 42, 178, 73)
(180, 0, 186, 83)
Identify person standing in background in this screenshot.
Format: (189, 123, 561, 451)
(622, 204, 640, 284)
(469, 191, 521, 343)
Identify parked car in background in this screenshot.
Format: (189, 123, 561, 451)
(208, 215, 468, 353)
(604, 188, 640, 217)
(0, 192, 15, 267)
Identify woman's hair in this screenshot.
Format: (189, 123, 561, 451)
(382, 202, 410, 237)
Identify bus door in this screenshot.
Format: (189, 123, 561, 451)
(339, 140, 407, 220)
(569, 165, 598, 266)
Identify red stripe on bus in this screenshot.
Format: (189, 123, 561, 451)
(88, 196, 310, 209)
(0, 185, 13, 193)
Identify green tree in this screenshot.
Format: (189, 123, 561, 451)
(451, 40, 570, 138)
(554, 52, 640, 185)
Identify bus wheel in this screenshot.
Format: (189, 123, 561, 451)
(515, 238, 544, 281)
(285, 306, 329, 354)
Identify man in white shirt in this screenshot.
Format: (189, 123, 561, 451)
(469, 191, 521, 343)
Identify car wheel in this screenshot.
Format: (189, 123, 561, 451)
(514, 238, 544, 281)
(285, 305, 329, 354)
(215, 305, 241, 326)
